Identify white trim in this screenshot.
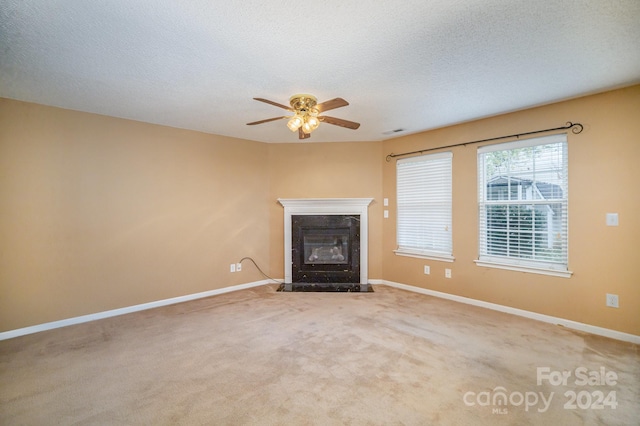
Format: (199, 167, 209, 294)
(4, 278, 636, 346)
(277, 198, 374, 210)
(394, 249, 455, 263)
(474, 259, 573, 278)
(0, 280, 269, 341)
(278, 198, 374, 284)
(380, 280, 640, 345)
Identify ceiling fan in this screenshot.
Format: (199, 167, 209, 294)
(246, 94, 360, 139)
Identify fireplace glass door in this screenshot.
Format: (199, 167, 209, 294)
(303, 230, 349, 265)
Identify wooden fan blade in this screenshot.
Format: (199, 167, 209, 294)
(320, 115, 360, 130)
(246, 116, 288, 125)
(299, 128, 311, 139)
(253, 98, 294, 111)
(315, 98, 349, 113)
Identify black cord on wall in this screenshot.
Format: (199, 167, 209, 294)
(238, 257, 284, 284)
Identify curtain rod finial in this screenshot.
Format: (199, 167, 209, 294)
(569, 122, 584, 134)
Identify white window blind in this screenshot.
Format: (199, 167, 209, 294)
(396, 151, 453, 260)
(477, 134, 569, 275)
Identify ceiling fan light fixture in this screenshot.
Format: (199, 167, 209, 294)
(306, 115, 320, 130)
(248, 95, 359, 139)
(287, 114, 304, 132)
(302, 121, 313, 134)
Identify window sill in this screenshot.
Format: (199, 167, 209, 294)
(394, 249, 454, 263)
(474, 259, 573, 278)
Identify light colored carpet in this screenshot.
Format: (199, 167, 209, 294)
(1, 284, 638, 425)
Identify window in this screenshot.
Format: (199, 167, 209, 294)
(395, 151, 453, 261)
(476, 134, 571, 277)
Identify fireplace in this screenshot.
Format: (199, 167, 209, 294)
(292, 214, 360, 284)
(278, 198, 373, 291)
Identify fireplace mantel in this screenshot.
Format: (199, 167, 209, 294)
(278, 198, 373, 285)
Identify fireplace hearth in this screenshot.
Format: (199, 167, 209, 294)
(278, 198, 373, 292)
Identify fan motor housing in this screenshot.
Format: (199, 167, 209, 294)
(290, 94, 317, 112)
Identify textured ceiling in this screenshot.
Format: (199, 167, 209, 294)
(1, 0, 639, 143)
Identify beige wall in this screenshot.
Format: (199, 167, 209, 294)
(2, 86, 639, 337)
(266, 141, 384, 280)
(382, 85, 640, 335)
(0, 99, 270, 331)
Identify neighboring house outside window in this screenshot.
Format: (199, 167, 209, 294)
(395, 151, 453, 262)
(476, 134, 571, 277)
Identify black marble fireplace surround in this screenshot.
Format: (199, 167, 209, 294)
(278, 198, 373, 292)
(292, 214, 360, 283)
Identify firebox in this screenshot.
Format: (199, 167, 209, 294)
(291, 215, 360, 283)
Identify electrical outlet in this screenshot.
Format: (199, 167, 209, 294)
(230, 263, 236, 273)
(606, 293, 619, 308)
(424, 265, 430, 275)
(445, 268, 452, 279)
(236, 262, 242, 272)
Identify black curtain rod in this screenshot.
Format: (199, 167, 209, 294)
(385, 121, 584, 162)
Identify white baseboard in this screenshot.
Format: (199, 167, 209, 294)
(380, 280, 640, 345)
(0, 280, 270, 341)
(4, 279, 637, 345)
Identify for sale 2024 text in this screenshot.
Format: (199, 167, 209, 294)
(537, 367, 618, 410)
